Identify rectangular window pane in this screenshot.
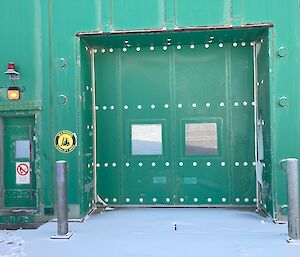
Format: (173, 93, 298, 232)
(185, 123, 218, 155)
(132, 124, 162, 155)
(15, 140, 30, 158)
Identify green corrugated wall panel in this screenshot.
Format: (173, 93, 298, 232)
(175, 0, 231, 27)
(111, 0, 165, 30)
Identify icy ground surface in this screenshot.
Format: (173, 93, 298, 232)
(1, 208, 300, 257)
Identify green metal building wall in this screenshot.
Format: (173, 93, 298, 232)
(0, 0, 299, 225)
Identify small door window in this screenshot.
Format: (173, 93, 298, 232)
(15, 140, 31, 158)
(131, 124, 162, 155)
(185, 123, 218, 155)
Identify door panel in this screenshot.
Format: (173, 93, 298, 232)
(96, 43, 256, 206)
(3, 116, 36, 208)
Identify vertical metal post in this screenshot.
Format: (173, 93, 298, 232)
(56, 160, 68, 235)
(52, 160, 73, 239)
(286, 158, 300, 242)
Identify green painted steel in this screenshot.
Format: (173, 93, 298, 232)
(94, 35, 256, 206)
(0, 0, 299, 225)
(3, 116, 36, 208)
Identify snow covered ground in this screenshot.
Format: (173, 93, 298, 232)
(0, 208, 299, 257)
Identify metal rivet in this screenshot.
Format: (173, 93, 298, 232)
(138, 162, 143, 167)
(252, 162, 256, 166)
(124, 105, 128, 110)
(104, 198, 109, 202)
(136, 47, 141, 52)
(87, 125, 90, 129)
(243, 101, 248, 106)
(151, 104, 155, 109)
(244, 198, 249, 203)
(122, 47, 127, 52)
(236, 198, 240, 202)
(124, 40, 129, 44)
(210, 36, 214, 39)
(110, 105, 115, 110)
(234, 102, 239, 106)
(190, 44, 195, 49)
(102, 106, 107, 110)
(94, 49, 98, 53)
(104, 163, 109, 167)
(166, 198, 171, 203)
(233, 42, 238, 47)
(163, 45, 168, 51)
(139, 198, 143, 203)
(260, 39, 264, 43)
(205, 103, 210, 107)
(179, 162, 183, 166)
(85, 46, 88, 51)
(180, 198, 184, 202)
(219, 102, 225, 107)
(253, 198, 257, 203)
(178, 104, 183, 108)
(250, 42, 255, 46)
(222, 198, 227, 202)
(164, 104, 169, 109)
(243, 162, 248, 166)
(125, 162, 130, 167)
(101, 49, 106, 53)
(113, 198, 117, 202)
(152, 198, 157, 203)
(177, 45, 181, 50)
(96, 163, 100, 167)
(219, 43, 224, 48)
(126, 198, 130, 203)
(95, 106, 99, 110)
(137, 105, 142, 109)
(150, 46, 154, 51)
(207, 198, 212, 202)
(207, 162, 211, 167)
(235, 162, 240, 166)
(112, 163, 117, 167)
(241, 42, 246, 47)
(165, 162, 170, 166)
(194, 198, 198, 202)
(192, 103, 197, 108)
(193, 162, 197, 167)
(87, 164, 90, 168)
(221, 162, 226, 166)
(151, 162, 156, 167)
(208, 40, 213, 43)
(205, 44, 210, 49)
(109, 48, 113, 53)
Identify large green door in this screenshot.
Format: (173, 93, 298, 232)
(96, 42, 256, 206)
(2, 116, 36, 208)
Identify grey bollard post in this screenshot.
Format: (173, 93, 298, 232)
(56, 160, 68, 235)
(52, 161, 73, 239)
(286, 158, 300, 242)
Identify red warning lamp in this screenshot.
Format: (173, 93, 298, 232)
(7, 87, 20, 100)
(5, 62, 20, 80)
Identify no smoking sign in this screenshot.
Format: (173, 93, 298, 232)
(16, 162, 31, 184)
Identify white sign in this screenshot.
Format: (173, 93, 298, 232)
(16, 162, 31, 184)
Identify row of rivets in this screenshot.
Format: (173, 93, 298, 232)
(97, 161, 256, 167)
(97, 102, 255, 111)
(97, 42, 254, 54)
(104, 197, 256, 203)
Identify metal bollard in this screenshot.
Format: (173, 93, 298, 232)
(286, 158, 300, 243)
(51, 160, 74, 239)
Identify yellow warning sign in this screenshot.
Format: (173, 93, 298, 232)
(54, 130, 77, 153)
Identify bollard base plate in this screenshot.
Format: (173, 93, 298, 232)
(287, 238, 300, 244)
(51, 231, 74, 240)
